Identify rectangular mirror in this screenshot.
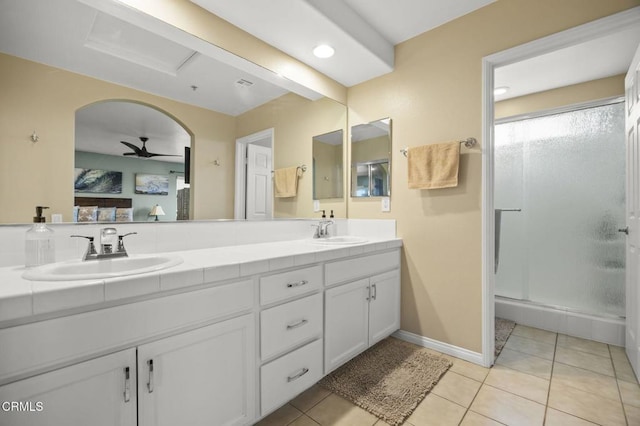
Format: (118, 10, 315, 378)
(312, 130, 344, 200)
(351, 118, 391, 197)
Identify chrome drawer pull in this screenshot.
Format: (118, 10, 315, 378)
(372, 283, 377, 300)
(147, 359, 154, 393)
(287, 367, 309, 382)
(287, 280, 308, 288)
(286, 319, 308, 330)
(123, 367, 131, 403)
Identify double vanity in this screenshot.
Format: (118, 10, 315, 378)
(0, 219, 401, 425)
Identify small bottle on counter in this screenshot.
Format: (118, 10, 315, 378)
(25, 206, 55, 268)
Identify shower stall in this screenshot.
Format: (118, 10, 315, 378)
(494, 100, 627, 344)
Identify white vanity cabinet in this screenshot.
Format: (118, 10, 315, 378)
(0, 348, 137, 426)
(137, 314, 255, 426)
(258, 267, 324, 416)
(0, 279, 256, 426)
(0, 314, 255, 426)
(324, 251, 400, 373)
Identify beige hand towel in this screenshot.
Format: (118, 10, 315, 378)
(274, 166, 303, 198)
(408, 141, 460, 189)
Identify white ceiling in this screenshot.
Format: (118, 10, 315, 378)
(2, 0, 639, 160)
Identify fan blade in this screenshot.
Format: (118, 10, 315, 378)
(123, 153, 137, 156)
(121, 141, 142, 155)
(147, 153, 182, 157)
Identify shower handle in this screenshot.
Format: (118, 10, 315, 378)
(618, 227, 629, 235)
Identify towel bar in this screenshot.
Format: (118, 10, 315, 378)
(400, 137, 477, 157)
(271, 164, 306, 174)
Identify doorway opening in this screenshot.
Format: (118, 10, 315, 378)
(481, 8, 640, 368)
(234, 129, 274, 220)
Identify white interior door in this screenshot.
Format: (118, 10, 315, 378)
(626, 41, 640, 380)
(246, 144, 272, 220)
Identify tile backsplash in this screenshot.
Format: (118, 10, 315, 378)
(0, 219, 395, 267)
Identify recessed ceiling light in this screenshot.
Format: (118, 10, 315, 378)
(313, 44, 335, 59)
(494, 86, 510, 96)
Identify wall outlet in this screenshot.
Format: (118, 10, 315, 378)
(381, 197, 390, 212)
(313, 200, 320, 212)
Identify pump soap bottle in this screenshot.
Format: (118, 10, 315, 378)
(25, 206, 55, 268)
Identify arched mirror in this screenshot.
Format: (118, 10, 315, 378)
(74, 101, 191, 222)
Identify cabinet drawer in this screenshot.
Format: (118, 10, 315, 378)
(261, 339, 323, 416)
(325, 250, 400, 286)
(260, 265, 322, 305)
(261, 293, 322, 360)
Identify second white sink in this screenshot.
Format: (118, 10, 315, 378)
(310, 236, 368, 245)
(22, 255, 183, 281)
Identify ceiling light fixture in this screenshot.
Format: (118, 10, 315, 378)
(494, 86, 510, 96)
(313, 44, 335, 59)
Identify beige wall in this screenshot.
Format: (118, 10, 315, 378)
(0, 53, 236, 223)
(346, 0, 639, 353)
(352, 136, 391, 164)
(313, 140, 343, 200)
(236, 93, 348, 219)
(495, 74, 625, 119)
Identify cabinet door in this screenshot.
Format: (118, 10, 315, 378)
(0, 348, 136, 426)
(324, 279, 370, 373)
(138, 314, 255, 426)
(368, 270, 401, 346)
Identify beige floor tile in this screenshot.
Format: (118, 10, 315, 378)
(484, 364, 549, 404)
(504, 334, 555, 360)
(469, 384, 545, 426)
(552, 362, 620, 402)
(405, 393, 466, 426)
(256, 404, 303, 426)
(511, 324, 557, 344)
(557, 334, 610, 358)
(289, 414, 320, 426)
(289, 385, 331, 412)
(449, 358, 490, 382)
(495, 347, 553, 380)
(548, 381, 626, 425)
(431, 371, 482, 407)
(544, 408, 598, 425)
(459, 411, 504, 425)
(372, 420, 393, 426)
(619, 379, 640, 408)
(306, 394, 378, 426)
(555, 346, 615, 377)
(611, 349, 639, 383)
(625, 403, 640, 425)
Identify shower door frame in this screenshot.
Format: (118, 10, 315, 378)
(480, 7, 640, 368)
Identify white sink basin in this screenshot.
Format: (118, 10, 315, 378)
(22, 255, 183, 281)
(310, 236, 368, 245)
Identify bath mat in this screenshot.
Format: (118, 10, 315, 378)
(495, 317, 516, 358)
(318, 337, 452, 426)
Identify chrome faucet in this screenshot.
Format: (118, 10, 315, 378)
(72, 228, 137, 260)
(311, 210, 334, 239)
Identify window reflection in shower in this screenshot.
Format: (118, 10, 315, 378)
(494, 101, 626, 317)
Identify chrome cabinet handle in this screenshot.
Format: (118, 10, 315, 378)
(287, 367, 309, 382)
(286, 319, 308, 330)
(619, 227, 629, 235)
(147, 359, 154, 393)
(366, 285, 371, 301)
(287, 280, 308, 288)
(123, 367, 131, 403)
(372, 283, 377, 300)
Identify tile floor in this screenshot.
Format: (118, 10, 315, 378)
(256, 324, 640, 425)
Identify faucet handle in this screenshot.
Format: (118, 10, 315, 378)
(117, 232, 137, 254)
(71, 235, 98, 259)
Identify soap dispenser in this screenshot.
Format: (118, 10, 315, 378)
(25, 206, 55, 268)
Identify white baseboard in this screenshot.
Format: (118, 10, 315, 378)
(393, 329, 484, 365)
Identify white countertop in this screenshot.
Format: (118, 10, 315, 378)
(0, 237, 402, 325)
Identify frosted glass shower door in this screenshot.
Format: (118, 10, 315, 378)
(495, 102, 626, 317)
